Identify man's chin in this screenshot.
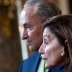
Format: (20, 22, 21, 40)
(27, 45, 38, 52)
(27, 45, 33, 51)
(29, 46, 33, 51)
(28, 46, 36, 52)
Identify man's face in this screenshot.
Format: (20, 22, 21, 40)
(20, 6, 43, 52)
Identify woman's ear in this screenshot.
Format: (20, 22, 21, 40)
(64, 40, 70, 58)
(65, 40, 69, 48)
(61, 40, 69, 56)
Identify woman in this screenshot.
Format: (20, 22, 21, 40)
(39, 15, 72, 72)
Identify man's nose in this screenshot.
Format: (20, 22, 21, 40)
(22, 29, 28, 40)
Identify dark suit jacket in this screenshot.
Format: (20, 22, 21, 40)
(19, 52, 41, 72)
(48, 64, 66, 72)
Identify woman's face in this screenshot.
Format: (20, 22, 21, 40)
(39, 27, 64, 69)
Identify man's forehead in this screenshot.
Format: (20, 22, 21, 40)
(21, 6, 36, 17)
(19, 10, 26, 25)
(19, 6, 36, 25)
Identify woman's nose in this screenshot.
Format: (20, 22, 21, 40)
(38, 44, 45, 54)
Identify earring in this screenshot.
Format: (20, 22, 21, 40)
(61, 51, 64, 56)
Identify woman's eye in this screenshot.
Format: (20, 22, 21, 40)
(44, 42, 49, 45)
(43, 37, 49, 45)
(43, 41, 49, 45)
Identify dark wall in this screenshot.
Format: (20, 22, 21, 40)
(0, 1, 22, 72)
(69, 0, 72, 13)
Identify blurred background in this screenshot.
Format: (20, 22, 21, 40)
(0, 0, 72, 72)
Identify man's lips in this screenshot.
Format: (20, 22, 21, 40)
(26, 41, 32, 45)
(27, 42, 30, 44)
(26, 39, 31, 44)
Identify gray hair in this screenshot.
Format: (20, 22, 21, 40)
(24, 0, 61, 23)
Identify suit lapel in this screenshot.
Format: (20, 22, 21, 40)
(32, 52, 41, 72)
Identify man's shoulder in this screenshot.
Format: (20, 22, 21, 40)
(19, 52, 41, 72)
(23, 52, 41, 63)
(29, 52, 41, 59)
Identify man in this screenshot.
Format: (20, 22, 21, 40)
(19, 0, 61, 72)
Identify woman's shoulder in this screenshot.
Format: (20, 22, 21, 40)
(48, 64, 66, 72)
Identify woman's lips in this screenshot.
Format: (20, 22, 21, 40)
(41, 55, 48, 61)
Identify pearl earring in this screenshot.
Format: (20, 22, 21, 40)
(61, 51, 64, 56)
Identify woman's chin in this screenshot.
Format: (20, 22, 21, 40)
(45, 64, 53, 69)
(45, 64, 49, 69)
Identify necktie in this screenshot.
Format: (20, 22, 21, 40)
(41, 59, 46, 72)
